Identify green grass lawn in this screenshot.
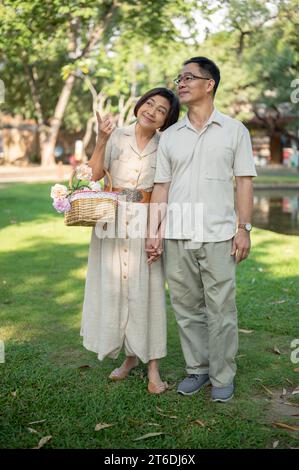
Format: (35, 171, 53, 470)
(254, 174, 299, 185)
(0, 182, 299, 449)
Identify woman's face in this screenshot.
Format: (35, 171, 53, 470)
(137, 94, 170, 131)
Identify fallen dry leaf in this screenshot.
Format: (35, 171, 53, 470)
(77, 364, 92, 369)
(194, 419, 205, 428)
(94, 423, 113, 431)
(259, 383, 273, 396)
(281, 388, 287, 396)
(11, 391, 17, 397)
(266, 347, 282, 355)
(273, 346, 282, 355)
(239, 329, 254, 334)
(273, 422, 299, 431)
(28, 419, 46, 425)
(27, 428, 39, 434)
(33, 435, 52, 449)
(146, 423, 160, 427)
(271, 300, 286, 305)
(283, 401, 299, 408)
(292, 386, 299, 395)
(134, 432, 164, 441)
(157, 411, 177, 419)
(291, 414, 299, 417)
(294, 368, 299, 373)
(156, 406, 177, 419)
(272, 440, 279, 448)
(285, 378, 293, 386)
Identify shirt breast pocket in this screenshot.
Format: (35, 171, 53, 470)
(204, 145, 234, 182)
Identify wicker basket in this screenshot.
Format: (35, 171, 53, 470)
(64, 168, 118, 227)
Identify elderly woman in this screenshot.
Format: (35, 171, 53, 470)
(81, 88, 180, 394)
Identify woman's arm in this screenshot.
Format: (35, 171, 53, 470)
(145, 182, 170, 264)
(88, 112, 115, 181)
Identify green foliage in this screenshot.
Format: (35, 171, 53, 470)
(0, 0, 298, 135)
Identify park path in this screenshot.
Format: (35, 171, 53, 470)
(0, 164, 298, 188)
(0, 163, 72, 183)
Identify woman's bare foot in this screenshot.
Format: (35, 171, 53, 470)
(109, 356, 139, 381)
(147, 359, 168, 394)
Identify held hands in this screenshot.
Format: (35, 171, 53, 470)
(96, 112, 115, 141)
(231, 230, 251, 263)
(145, 238, 163, 265)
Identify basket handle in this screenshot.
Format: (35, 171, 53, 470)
(69, 166, 113, 191)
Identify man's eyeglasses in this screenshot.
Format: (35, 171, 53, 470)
(173, 74, 211, 86)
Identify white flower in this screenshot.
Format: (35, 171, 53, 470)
(50, 184, 68, 199)
(89, 181, 101, 191)
(76, 164, 93, 181)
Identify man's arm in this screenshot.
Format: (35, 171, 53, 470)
(232, 176, 254, 263)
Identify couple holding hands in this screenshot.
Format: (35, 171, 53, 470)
(81, 56, 256, 402)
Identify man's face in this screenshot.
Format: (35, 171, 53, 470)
(176, 63, 214, 105)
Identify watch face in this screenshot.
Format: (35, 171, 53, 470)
(245, 223, 252, 231)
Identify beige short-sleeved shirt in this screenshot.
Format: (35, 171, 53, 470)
(154, 109, 257, 242)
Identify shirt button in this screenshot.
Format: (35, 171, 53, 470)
(135, 169, 139, 173)
(123, 275, 127, 279)
(124, 262, 127, 266)
(124, 248, 128, 252)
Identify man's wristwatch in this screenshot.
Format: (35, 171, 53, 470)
(238, 223, 252, 232)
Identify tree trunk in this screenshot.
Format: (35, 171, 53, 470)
(40, 74, 76, 167)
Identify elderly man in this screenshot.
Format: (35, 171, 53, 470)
(146, 56, 256, 402)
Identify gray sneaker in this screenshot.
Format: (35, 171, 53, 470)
(211, 384, 234, 403)
(177, 374, 210, 396)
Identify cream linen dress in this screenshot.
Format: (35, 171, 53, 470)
(80, 123, 167, 363)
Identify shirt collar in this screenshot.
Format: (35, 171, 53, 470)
(123, 121, 159, 157)
(177, 108, 224, 131)
(123, 122, 136, 136)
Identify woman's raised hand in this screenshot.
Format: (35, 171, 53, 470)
(96, 112, 115, 140)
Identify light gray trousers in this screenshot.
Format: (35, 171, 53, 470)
(165, 239, 238, 387)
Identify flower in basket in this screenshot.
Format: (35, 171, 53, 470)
(89, 181, 101, 191)
(76, 164, 93, 181)
(50, 164, 105, 217)
(52, 197, 71, 213)
(50, 183, 68, 199)
(50, 183, 71, 213)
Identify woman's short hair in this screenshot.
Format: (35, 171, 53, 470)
(134, 87, 180, 131)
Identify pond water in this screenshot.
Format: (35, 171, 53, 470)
(253, 189, 299, 236)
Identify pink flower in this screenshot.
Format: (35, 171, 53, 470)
(50, 184, 68, 199)
(76, 164, 93, 181)
(53, 197, 71, 213)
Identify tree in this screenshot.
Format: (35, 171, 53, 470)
(0, 0, 198, 166)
